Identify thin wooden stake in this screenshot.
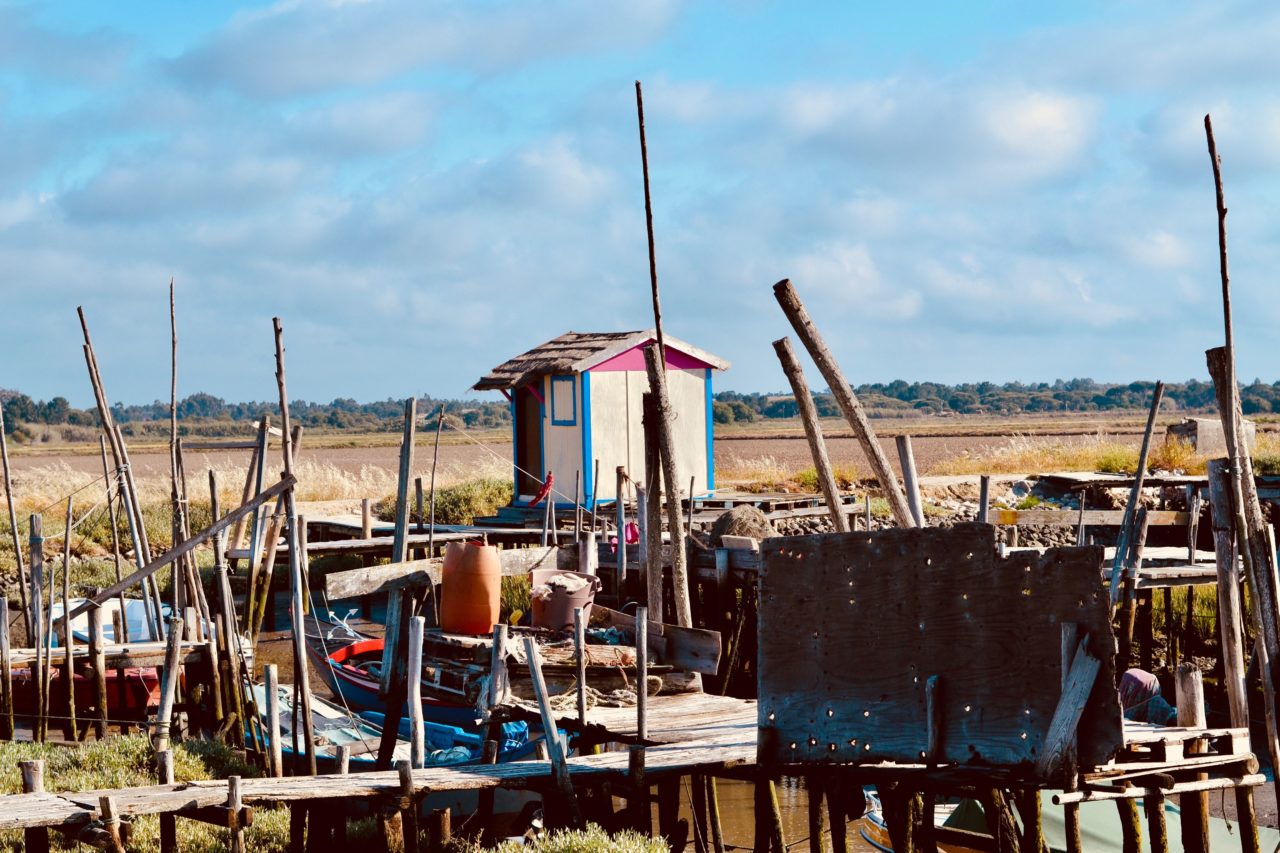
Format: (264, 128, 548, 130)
(264, 663, 282, 777)
(59, 496, 75, 741)
(88, 604, 108, 740)
(895, 435, 926, 528)
(0, 597, 11, 740)
(407, 615, 426, 769)
(574, 606, 588, 725)
(0, 405, 31, 644)
(636, 605, 649, 741)
(1108, 382, 1165, 603)
(154, 616, 184, 753)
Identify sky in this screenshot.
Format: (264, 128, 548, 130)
(2, 1, 1279, 408)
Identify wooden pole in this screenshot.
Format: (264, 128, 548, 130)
(227, 776, 247, 853)
(59, 496, 76, 741)
(574, 606, 588, 725)
(1207, 460, 1249, 728)
(1144, 793, 1168, 853)
(1108, 382, 1165, 603)
(978, 475, 990, 525)
(773, 279, 916, 527)
(28, 515, 44, 742)
(382, 398, 417, 699)
(643, 347, 692, 628)
(895, 435, 926, 528)
(616, 467, 629, 583)
(88, 604, 108, 740)
(157, 748, 177, 852)
(636, 605, 649, 741)
(272, 316, 316, 776)
(20, 761, 49, 853)
(523, 635, 582, 827)
(168, 280, 188, 622)
(642, 394, 664, 621)
(154, 616, 184, 753)
(264, 663, 283, 777)
(0, 597, 10, 740)
(634, 80, 667, 367)
(1118, 508, 1151, 669)
(1208, 348, 1280, 781)
(1175, 664, 1209, 852)
(407, 615, 426, 769)
(807, 775, 829, 853)
(98, 437, 129, 643)
(0, 405, 31, 644)
(772, 337, 848, 533)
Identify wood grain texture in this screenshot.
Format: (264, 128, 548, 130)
(757, 523, 1121, 779)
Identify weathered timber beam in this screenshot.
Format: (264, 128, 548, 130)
(68, 475, 296, 620)
(988, 510, 1190, 527)
(325, 546, 562, 600)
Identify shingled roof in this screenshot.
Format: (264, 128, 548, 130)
(473, 329, 728, 391)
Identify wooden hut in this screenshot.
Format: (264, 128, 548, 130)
(474, 330, 729, 507)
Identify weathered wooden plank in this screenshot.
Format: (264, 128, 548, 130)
(987, 510, 1189, 528)
(757, 524, 1122, 775)
(324, 547, 561, 600)
(1035, 635, 1101, 780)
(68, 475, 296, 620)
(589, 605, 721, 676)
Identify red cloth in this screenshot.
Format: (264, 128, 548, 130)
(528, 472, 554, 507)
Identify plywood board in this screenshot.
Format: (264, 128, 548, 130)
(757, 523, 1121, 781)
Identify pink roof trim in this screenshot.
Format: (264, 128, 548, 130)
(588, 341, 714, 373)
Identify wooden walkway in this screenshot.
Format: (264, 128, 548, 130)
(0, 694, 756, 833)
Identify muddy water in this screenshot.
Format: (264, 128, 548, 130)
(672, 778, 880, 852)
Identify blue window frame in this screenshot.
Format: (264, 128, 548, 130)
(550, 375, 577, 426)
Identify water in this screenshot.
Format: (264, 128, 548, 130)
(670, 777, 880, 852)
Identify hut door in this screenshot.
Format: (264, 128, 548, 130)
(514, 386, 543, 499)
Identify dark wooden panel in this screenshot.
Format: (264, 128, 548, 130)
(757, 523, 1121, 780)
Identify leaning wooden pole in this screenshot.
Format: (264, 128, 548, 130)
(272, 317, 317, 776)
(773, 337, 848, 533)
(1108, 382, 1165, 604)
(643, 346, 692, 628)
(168, 279, 187, 620)
(641, 394, 664, 622)
(773, 279, 916, 528)
(0, 406, 31, 644)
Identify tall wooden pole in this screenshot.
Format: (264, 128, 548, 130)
(773, 279, 916, 528)
(634, 80, 666, 366)
(773, 337, 849, 533)
(272, 317, 316, 775)
(0, 405, 31, 643)
(643, 348, 691, 628)
(168, 280, 188, 619)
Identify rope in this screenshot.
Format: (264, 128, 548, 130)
(30, 472, 111, 518)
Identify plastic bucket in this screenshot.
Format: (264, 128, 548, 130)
(439, 542, 501, 635)
(530, 569, 601, 631)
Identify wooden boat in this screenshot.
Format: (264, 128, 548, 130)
(10, 665, 160, 720)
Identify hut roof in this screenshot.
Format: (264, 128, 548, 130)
(473, 329, 728, 391)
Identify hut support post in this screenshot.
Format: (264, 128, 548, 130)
(1175, 664, 1210, 852)
(643, 347, 692, 628)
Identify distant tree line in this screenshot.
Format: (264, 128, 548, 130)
(0, 388, 511, 440)
(711, 377, 1280, 423)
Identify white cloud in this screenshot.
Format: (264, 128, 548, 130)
(173, 0, 685, 98)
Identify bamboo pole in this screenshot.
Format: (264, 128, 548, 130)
(643, 347, 692, 628)
(773, 279, 915, 527)
(772, 337, 848, 533)
(0, 405, 31, 644)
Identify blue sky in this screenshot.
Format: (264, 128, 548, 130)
(2, 1, 1279, 407)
